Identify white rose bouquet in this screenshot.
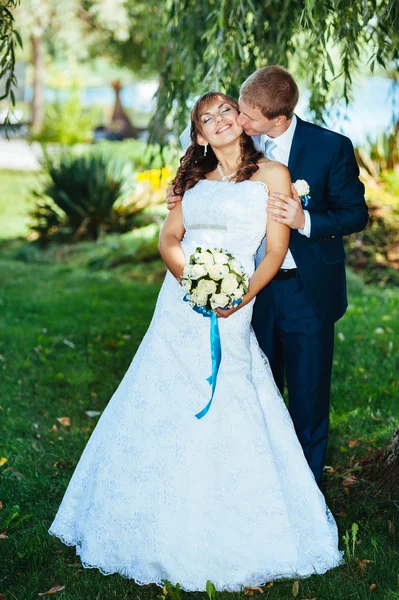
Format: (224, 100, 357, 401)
(181, 247, 249, 313)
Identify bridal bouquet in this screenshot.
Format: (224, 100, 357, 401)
(181, 247, 249, 313)
(180, 247, 249, 420)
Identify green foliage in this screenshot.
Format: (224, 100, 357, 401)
(93, 139, 180, 172)
(157, 579, 181, 600)
(32, 91, 98, 145)
(343, 523, 359, 560)
(32, 150, 135, 241)
(146, 0, 399, 141)
(355, 126, 399, 179)
(206, 579, 217, 600)
(0, 0, 23, 126)
(345, 171, 399, 286)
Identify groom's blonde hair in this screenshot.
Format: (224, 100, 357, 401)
(240, 66, 299, 120)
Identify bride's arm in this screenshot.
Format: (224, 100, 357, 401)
(158, 202, 186, 281)
(247, 163, 291, 297)
(217, 163, 291, 317)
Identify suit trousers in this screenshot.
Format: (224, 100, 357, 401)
(252, 272, 334, 484)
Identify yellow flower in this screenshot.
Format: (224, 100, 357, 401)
(136, 165, 173, 190)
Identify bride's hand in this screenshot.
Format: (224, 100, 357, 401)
(216, 305, 241, 319)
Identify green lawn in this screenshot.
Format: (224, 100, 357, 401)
(0, 170, 40, 240)
(0, 258, 398, 600)
(0, 170, 399, 599)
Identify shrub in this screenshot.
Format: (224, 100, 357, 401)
(355, 125, 399, 179)
(345, 171, 399, 286)
(31, 90, 99, 146)
(30, 149, 135, 242)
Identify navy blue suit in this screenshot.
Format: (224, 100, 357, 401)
(252, 116, 368, 484)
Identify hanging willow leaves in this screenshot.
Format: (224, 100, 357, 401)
(145, 0, 399, 142)
(0, 0, 22, 127)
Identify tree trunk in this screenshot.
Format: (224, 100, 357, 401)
(31, 35, 45, 135)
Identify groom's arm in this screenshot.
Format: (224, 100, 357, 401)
(308, 137, 368, 239)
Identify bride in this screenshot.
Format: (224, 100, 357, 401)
(49, 92, 343, 591)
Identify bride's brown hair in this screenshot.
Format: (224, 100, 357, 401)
(172, 92, 264, 196)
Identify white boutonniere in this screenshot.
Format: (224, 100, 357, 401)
(293, 179, 311, 207)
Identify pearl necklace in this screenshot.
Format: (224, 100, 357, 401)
(217, 161, 237, 182)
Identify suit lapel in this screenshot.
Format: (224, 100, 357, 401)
(288, 115, 305, 181)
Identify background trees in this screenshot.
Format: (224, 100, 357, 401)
(147, 0, 399, 141)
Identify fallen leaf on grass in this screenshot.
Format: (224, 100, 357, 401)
(347, 438, 361, 448)
(370, 413, 382, 422)
(85, 411, 101, 418)
(50, 425, 58, 432)
(355, 558, 373, 571)
(56, 417, 70, 427)
(38, 585, 65, 596)
(0, 501, 3, 510)
(0, 532, 8, 539)
(342, 475, 357, 486)
(0, 458, 8, 467)
(369, 583, 377, 591)
(244, 587, 264, 595)
(292, 580, 299, 597)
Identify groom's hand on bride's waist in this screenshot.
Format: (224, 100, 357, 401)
(166, 185, 182, 210)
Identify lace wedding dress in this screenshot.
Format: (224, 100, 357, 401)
(49, 179, 343, 591)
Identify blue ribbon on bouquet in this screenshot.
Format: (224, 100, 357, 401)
(183, 294, 221, 419)
(183, 294, 241, 419)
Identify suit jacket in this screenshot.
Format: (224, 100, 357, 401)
(263, 116, 368, 323)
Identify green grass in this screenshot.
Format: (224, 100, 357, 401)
(0, 258, 398, 600)
(0, 170, 40, 240)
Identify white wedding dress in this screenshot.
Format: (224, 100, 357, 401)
(49, 179, 343, 591)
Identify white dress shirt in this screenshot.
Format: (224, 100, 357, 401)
(253, 114, 311, 270)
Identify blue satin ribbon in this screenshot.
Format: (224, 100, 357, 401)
(183, 294, 221, 419)
(183, 294, 242, 418)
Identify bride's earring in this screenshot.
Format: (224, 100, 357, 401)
(204, 144, 208, 156)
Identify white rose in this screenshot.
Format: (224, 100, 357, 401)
(229, 259, 243, 274)
(213, 252, 229, 265)
(210, 293, 230, 308)
(181, 278, 192, 291)
(207, 264, 230, 281)
(189, 264, 207, 279)
(232, 287, 244, 299)
(221, 274, 239, 294)
(293, 179, 310, 197)
(197, 278, 217, 294)
(194, 251, 214, 266)
(183, 264, 191, 278)
(190, 289, 208, 307)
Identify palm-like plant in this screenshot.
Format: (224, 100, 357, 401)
(355, 124, 399, 180)
(43, 151, 134, 240)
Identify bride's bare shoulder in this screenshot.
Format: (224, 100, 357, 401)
(253, 159, 291, 187)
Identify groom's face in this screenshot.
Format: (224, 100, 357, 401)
(237, 99, 277, 137)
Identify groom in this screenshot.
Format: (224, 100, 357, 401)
(167, 66, 368, 485)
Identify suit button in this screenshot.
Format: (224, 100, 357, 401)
(332, 236, 336, 239)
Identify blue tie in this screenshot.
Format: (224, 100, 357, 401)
(264, 139, 277, 160)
